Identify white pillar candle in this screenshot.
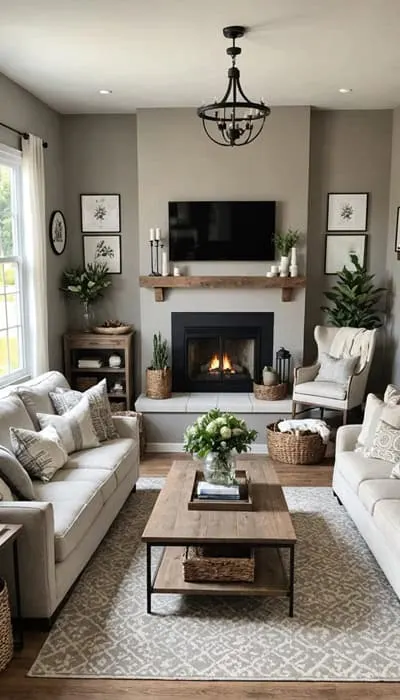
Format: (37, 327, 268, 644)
(155, 227, 161, 241)
(149, 228, 155, 241)
(173, 266, 180, 277)
(161, 251, 169, 277)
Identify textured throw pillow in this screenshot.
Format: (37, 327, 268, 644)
(49, 379, 118, 442)
(366, 419, 400, 464)
(315, 353, 359, 384)
(0, 445, 35, 500)
(0, 477, 15, 501)
(37, 396, 100, 454)
(384, 384, 400, 405)
(10, 425, 68, 482)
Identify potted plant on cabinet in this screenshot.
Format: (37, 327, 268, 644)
(274, 229, 301, 277)
(146, 332, 172, 399)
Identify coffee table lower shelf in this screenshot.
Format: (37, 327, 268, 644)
(146, 545, 294, 615)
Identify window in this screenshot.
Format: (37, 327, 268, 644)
(0, 145, 27, 385)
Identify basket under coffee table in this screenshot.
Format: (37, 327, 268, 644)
(142, 460, 297, 616)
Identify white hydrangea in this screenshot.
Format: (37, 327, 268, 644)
(232, 428, 243, 436)
(220, 426, 231, 439)
(206, 421, 218, 433)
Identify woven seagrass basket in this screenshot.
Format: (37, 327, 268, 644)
(0, 579, 13, 672)
(253, 382, 287, 401)
(266, 422, 327, 465)
(146, 368, 172, 399)
(183, 545, 255, 583)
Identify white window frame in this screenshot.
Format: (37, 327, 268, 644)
(0, 143, 29, 387)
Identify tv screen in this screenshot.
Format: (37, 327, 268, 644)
(168, 201, 275, 261)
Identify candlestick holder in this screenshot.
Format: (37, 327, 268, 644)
(149, 240, 162, 276)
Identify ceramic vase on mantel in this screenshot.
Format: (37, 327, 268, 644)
(289, 247, 298, 277)
(279, 255, 289, 277)
(202, 451, 237, 486)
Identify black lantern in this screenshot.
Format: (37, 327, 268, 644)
(276, 347, 292, 385)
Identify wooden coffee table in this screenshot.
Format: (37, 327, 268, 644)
(142, 460, 297, 616)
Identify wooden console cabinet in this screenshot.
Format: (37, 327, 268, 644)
(63, 331, 135, 410)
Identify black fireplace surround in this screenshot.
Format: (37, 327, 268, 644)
(171, 312, 274, 392)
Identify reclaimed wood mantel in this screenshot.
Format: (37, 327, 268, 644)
(139, 275, 306, 302)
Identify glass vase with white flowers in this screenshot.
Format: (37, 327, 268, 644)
(183, 409, 257, 485)
(61, 262, 111, 331)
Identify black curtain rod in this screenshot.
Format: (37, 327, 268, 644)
(0, 121, 48, 148)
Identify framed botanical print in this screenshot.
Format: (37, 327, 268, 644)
(49, 210, 67, 255)
(327, 193, 369, 232)
(80, 194, 121, 232)
(83, 235, 121, 274)
(324, 234, 367, 275)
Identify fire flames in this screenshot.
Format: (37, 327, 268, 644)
(209, 353, 235, 373)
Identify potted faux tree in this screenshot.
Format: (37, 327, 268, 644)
(321, 253, 385, 328)
(274, 229, 300, 277)
(146, 332, 172, 399)
(61, 262, 112, 331)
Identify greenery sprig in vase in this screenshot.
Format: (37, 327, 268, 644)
(183, 409, 257, 485)
(321, 253, 385, 328)
(61, 262, 111, 331)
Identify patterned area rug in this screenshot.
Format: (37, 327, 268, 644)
(29, 479, 400, 681)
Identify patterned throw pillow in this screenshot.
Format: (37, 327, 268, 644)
(49, 378, 118, 442)
(9, 425, 68, 482)
(366, 419, 400, 464)
(37, 396, 100, 454)
(315, 353, 359, 384)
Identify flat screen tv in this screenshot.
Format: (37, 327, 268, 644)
(168, 201, 276, 261)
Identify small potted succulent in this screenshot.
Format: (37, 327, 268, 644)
(262, 366, 278, 386)
(146, 332, 172, 399)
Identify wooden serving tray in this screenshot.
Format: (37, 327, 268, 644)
(188, 469, 253, 511)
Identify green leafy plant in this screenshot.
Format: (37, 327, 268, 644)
(321, 253, 385, 328)
(149, 332, 169, 369)
(274, 229, 301, 257)
(183, 409, 257, 459)
(61, 262, 111, 304)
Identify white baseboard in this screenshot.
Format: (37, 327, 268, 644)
(146, 442, 268, 454)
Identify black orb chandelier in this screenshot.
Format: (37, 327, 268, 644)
(197, 26, 270, 147)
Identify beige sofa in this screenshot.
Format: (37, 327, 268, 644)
(0, 371, 140, 621)
(332, 424, 400, 599)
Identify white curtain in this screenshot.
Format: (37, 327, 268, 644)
(22, 135, 49, 376)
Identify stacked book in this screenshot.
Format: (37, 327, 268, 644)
(77, 357, 103, 369)
(196, 481, 240, 500)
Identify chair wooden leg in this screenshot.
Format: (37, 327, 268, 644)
(343, 409, 348, 425)
(319, 407, 324, 420)
(292, 401, 297, 418)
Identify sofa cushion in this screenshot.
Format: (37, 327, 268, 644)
(373, 500, 400, 559)
(0, 394, 35, 451)
(51, 467, 117, 502)
(295, 380, 347, 400)
(16, 371, 70, 430)
(66, 438, 136, 486)
(33, 480, 103, 562)
(0, 446, 35, 500)
(334, 451, 392, 493)
(358, 478, 400, 515)
(0, 477, 15, 501)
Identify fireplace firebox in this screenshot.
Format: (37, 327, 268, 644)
(171, 312, 273, 392)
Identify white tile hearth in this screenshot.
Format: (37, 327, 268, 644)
(135, 392, 293, 414)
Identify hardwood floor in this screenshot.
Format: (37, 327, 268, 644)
(1, 454, 399, 700)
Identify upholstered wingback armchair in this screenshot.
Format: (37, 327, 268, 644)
(292, 326, 377, 424)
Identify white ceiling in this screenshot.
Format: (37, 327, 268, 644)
(0, 0, 400, 114)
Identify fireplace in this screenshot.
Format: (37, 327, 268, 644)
(171, 312, 273, 392)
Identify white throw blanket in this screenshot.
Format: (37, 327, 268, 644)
(329, 327, 370, 372)
(278, 419, 331, 444)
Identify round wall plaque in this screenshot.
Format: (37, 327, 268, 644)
(49, 210, 67, 255)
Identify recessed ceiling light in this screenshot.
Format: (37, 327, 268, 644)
(339, 88, 352, 94)
(99, 89, 112, 95)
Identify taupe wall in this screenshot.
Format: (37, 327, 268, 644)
(0, 72, 67, 369)
(137, 107, 311, 387)
(305, 110, 392, 375)
(386, 108, 400, 384)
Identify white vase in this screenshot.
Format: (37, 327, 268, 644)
(262, 367, 278, 386)
(290, 247, 297, 266)
(161, 251, 169, 277)
(280, 255, 289, 277)
(289, 264, 298, 277)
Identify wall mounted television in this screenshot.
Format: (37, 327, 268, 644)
(168, 201, 276, 262)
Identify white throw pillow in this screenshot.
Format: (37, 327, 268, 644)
(315, 353, 359, 384)
(37, 396, 99, 454)
(366, 419, 400, 464)
(0, 477, 15, 501)
(357, 392, 400, 452)
(49, 379, 118, 442)
(9, 425, 68, 482)
(384, 384, 400, 405)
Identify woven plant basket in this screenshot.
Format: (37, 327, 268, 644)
(0, 579, 13, 672)
(253, 382, 287, 401)
(266, 422, 327, 465)
(183, 545, 255, 583)
(146, 368, 172, 399)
